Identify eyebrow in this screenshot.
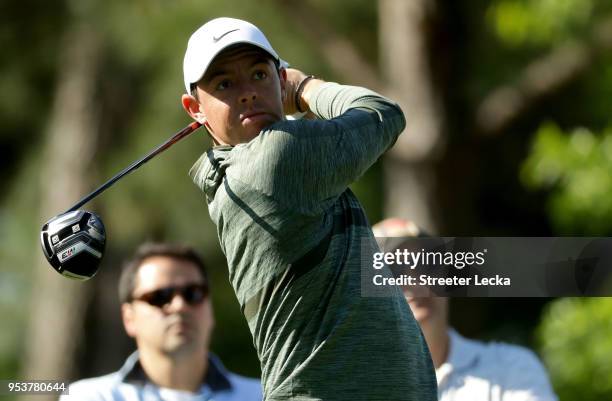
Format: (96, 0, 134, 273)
(203, 55, 273, 84)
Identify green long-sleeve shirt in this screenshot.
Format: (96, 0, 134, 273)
(190, 82, 437, 400)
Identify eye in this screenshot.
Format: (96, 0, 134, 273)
(253, 70, 268, 80)
(215, 79, 232, 91)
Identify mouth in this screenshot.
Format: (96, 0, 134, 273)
(169, 322, 193, 336)
(240, 111, 269, 123)
(167, 316, 192, 330)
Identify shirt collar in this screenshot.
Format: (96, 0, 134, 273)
(118, 351, 232, 392)
(189, 147, 232, 202)
(445, 328, 480, 372)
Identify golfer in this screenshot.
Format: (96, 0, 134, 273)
(181, 17, 437, 400)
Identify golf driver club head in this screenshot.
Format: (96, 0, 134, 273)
(39, 121, 201, 281)
(40, 210, 106, 280)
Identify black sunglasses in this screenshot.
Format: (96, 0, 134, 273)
(132, 283, 208, 308)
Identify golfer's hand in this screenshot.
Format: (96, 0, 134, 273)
(283, 68, 324, 116)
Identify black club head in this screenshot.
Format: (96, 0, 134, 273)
(40, 210, 106, 280)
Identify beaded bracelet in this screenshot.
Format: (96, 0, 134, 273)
(295, 75, 315, 113)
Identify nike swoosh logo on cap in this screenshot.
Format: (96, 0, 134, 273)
(213, 29, 239, 42)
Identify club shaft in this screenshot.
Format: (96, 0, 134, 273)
(66, 121, 202, 213)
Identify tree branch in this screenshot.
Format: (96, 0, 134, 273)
(476, 16, 612, 136)
(276, 0, 384, 91)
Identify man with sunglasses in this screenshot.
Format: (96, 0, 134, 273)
(182, 17, 437, 401)
(62, 243, 262, 400)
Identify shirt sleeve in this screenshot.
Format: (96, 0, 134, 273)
(230, 82, 406, 214)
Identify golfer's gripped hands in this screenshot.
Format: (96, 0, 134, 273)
(283, 68, 324, 116)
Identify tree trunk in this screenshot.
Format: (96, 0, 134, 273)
(379, 0, 445, 233)
(19, 23, 100, 401)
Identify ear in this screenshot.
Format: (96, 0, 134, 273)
(181, 94, 207, 124)
(121, 303, 137, 338)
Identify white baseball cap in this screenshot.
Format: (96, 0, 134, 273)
(183, 17, 283, 94)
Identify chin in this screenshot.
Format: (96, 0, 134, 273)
(244, 117, 277, 135)
(407, 303, 427, 317)
(407, 301, 435, 323)
(165, 339, 197, 356)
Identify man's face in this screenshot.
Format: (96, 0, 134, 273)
(188, 45, 286, 146)
(122, 256, 214, 358)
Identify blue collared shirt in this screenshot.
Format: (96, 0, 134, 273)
(60, 352, 262, 401)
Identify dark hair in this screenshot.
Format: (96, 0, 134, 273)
(118, 243, 209, 304)
(190, 83, 199, 100)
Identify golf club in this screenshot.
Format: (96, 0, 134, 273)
(40, 121, 202, 280)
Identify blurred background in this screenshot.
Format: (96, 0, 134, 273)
(1, 0, 612, 400)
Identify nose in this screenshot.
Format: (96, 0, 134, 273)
(239, 82, 257, 104)
(164, 293, 190, 313)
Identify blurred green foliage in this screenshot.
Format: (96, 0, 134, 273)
(2, 0, 612, 398)
(538, 298, 612, 400)
(507, 0, 612, 395)
(522, 123, 612, 234)
(487, 0, 594, 48)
